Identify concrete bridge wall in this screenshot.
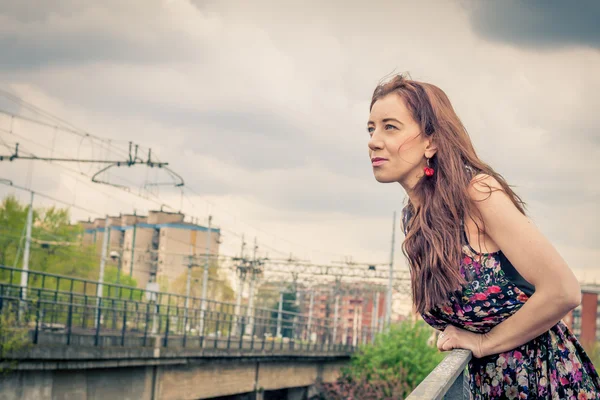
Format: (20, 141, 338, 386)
(0, 344, 349, 400)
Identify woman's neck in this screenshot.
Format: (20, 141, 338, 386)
(401, 181, 422, 208)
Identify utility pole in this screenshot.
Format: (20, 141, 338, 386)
(116, 250, 122, 285)
(245, 237, 258, 336)
(371, 290, 379, 343)
(199, 215, 212, 335)
(332, 289, 340, 344)
(233, 235, 246, 336)
(185, 254, 193, 320)
(185, 230, 197, 329)
(342, 310, 348, 346)
(18, 191, 34, 320)
(276, 290, 284, 338)
(20, 192, 34, 301)
(307, 290, 314, 342)
(110, 246, 123, 298)
(96, 216, 110, 328)
(290, 272, 299, 340)
(385, 211, 396, 327)
(129, 223, 137, 276)
(352, 305, 359, 347)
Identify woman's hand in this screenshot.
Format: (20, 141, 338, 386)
(437, 325, 487, 358)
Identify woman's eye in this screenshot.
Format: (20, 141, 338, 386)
(367, 127, 374, 134)
(385, 124, 397, 130)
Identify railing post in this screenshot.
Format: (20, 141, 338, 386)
(143, 303, 150, 347)
(52, 278, 59, 327)
(227, 316, 233, 349)
(183, 313, 188, 348)
(66, 292, 73, 345)
(239, 316, 245, 350)
(33, 289, 40, 345)
(250, 318, 255, 351)
(200, 309, 206, 348)
(163, 314, 170, 348)
(151, 302, 158, 335)
(94, 298, 102, 346)
(121, 301, 127, 346)
(214, 312, 220, 349)
(111, 298, 117, 330)
(82, 295, 88, 329)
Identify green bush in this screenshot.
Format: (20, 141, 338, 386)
(583, 341, 600, 371)
(0, 303, 31, 374)
(319, 319, 443, 399)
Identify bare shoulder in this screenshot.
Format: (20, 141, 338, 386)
(467, 173, 503, 200)
(466, 173, 515, 211)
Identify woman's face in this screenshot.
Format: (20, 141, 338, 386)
(367, 93, 431, 186)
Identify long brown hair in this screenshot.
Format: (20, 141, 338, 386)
(370, 74, 526, 314)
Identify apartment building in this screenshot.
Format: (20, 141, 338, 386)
(79, 210, 220, 291)
(298, 283, 389, 345)
(564, 288, 600, 346)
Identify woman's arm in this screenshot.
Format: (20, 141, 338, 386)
(439, 174, 581, 358)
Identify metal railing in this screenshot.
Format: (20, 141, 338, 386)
(406, 349, 472, 400)
(0, 265, 376, 352)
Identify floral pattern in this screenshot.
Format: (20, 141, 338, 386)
(421, 244, 600, 399)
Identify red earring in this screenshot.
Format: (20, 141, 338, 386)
(424, 158, 434, 177)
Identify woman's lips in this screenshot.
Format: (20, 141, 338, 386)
(371, 157, 388, 167)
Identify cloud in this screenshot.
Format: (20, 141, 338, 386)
(463, 0, 600, 51)
(0, 0, 220, 69)
(0, 0, 598, 273)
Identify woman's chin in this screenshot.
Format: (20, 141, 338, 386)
(373, 171, 399, 184)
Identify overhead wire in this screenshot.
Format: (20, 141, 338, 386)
(0, 129, 178, 213)
(0, 94, 384, 273)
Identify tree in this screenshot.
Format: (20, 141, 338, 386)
(318, 320, 444, 399)
(0, 195, 135, 289)
(258, 285, 299, 338)
(0, 195, 35, 267)
(170, 261, 235, 303)
(0, 303, 31, 374)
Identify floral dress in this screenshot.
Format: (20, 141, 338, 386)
(421, 236, 600, 399)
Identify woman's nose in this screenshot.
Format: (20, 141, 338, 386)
(368, 136, 383, 151)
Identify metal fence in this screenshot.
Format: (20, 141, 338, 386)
(0, 265, 376, 352)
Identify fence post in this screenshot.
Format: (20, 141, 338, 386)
(66, 292, 73, 345)
(121, 302, 127, 346)
(238, 316, 245, 350)
(227, 317, 233, 350)
(183, 313, 188, 348)
(143, 302, 150, 347)
(214, 313, 220, 349)
(94, 298, 102, 346)
(163, 314, 170, 348)
(33, 290, 40, 345)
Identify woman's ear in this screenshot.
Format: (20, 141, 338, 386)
(424, 138, 438, 159)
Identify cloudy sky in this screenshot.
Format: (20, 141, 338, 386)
(0, 1, 598, 284)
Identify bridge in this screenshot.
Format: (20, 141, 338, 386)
(2, 265, 598, 400)
(0, 266, 360, 400)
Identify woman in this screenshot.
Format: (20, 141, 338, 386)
(367, 74, 600, 399)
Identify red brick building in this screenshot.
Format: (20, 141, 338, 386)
(299, 283, 389, 345)
(564, 286, 600, 348)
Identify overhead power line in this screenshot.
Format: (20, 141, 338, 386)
(0, 141, 184, 189)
